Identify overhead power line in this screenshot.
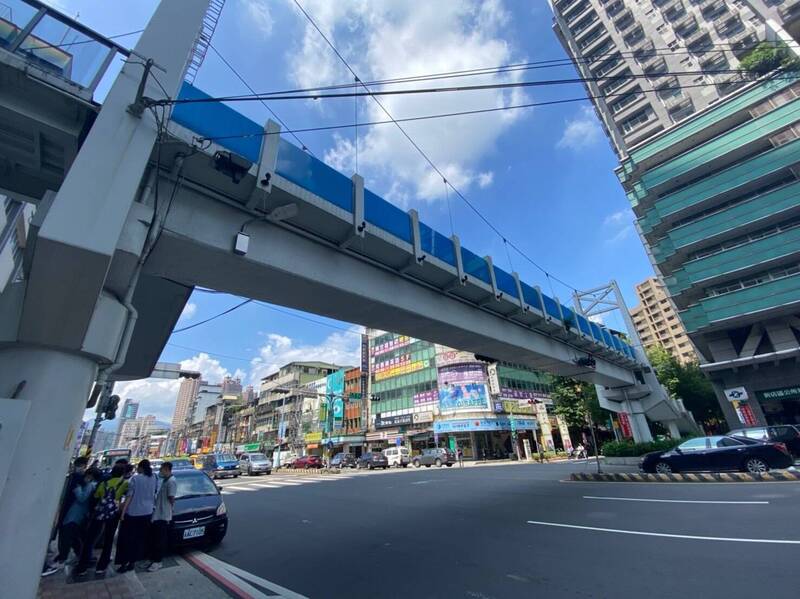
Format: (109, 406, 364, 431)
(207, 43, 316, 157)
(195, 75, 800, 143)
(172, 299, 253, 333)
(291, 0, 578, 293)
(154, 66, 785, 106)
(210, 39, 800, 98)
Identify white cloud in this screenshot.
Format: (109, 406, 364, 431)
(292, 1, 528, 203)
(248, 329, 361, 384)
(588, 314, 605, 325)
(108, 378, 182, 424)
(179, 302, 197, 321)
(243, 0, 274, 35)
(477, 171, 494, 189)
(557, 105, 603, 151)
(602, 208, 634, 244)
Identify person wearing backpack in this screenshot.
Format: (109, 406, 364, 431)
(74, 463, 128, 576)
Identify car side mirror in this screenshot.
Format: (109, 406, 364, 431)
(216, 484, 222, 491)
(674, 447, 683, 454)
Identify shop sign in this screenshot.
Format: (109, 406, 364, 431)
(372, 335, 413, 357)
(374, 357, 427, 381)
(500, 388, 553, 404)
(724, 387, 749, 402)
(434, 417, 537, 433)
(361, 333, 370, 372)
(756, 386, 800, 402)
(412, 411, 434, 424)
(413, 390, 438, 405)
(237, 443, 260, 452)
(618, 412, 633, 439)
(487, 362, 500, 395)
(304, 432, 322, 443)
(439, 382, 491, 412)
(434, 345, 482, 368)
(438, 363, 485, 385)
(375, 414, 413, 428)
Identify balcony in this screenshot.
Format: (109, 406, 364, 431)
(578, 26, 610, 52)
(665, 95, 693, 113)
(563, 0, 590, 21)
(669, 227, 800, 294)
(566, 1, 593, 25)
(673, 13, 698, 37)
(641, 55, 668, 74)
(660, 0, 686, 20)
(698, 50, 726, 69)
(685, 28, 711, 51)
(700, 0, 728, 19)
(715, 16, 744, 38)
(654, 181, 800, 260)
(729, 30, 758, 57)
(631, 38, 655, 57)
(779, 0, 800, 24)
(612, 8, 633, 28)
(639, 137, 800, 233)
(679, 273, 800, 333)
(571, 13, 601, 40)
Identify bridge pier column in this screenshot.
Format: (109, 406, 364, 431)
(627, 409, 653, 443)
(0, 346, 98, 599)
(666, 420, 681, 439)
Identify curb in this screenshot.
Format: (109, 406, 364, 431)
(570, 470, 800, 483)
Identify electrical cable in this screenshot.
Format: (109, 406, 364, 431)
(172, 299, 253, 333)
(154, 66, 788, 105)
(208, 43, 317, 156)
(191, 75, 800, 143)
(292, 0, 580, 294)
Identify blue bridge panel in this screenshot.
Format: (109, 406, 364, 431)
(461, 248, 491, 284)
(494, 267, 518, 299)
(520, 282, 543, 312)
(601, 328, 615, 349)
(364, 190, 412, 243)
(542, 294, 562, 321)
(276, 140, 353, 212)
(589, 322, 604, 344)
(419, 222, 456, 266)
(577, 314, 592, 337)
(561, 306, 577, 331)
(173, 83, 261, 162)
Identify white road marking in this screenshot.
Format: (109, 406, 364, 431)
(220, 490, 233, 495)
(223, 485, 256, 492)
(583, 496, 769, 505)
(265, 480, 301, 486)
(526, 521, 800, 544)
(251, 483, 280, 488)
(411, 480, 440, 485)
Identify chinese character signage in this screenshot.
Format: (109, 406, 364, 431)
(757, 386, 800, 401)
(375, 414, 413, 428)
(618, 412, 633, 439)
(372, 335, 414, 357)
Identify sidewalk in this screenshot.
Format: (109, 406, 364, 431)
(37, 554, 224, 599)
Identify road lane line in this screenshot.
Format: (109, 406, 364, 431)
(224, 485, 256, 491)
(220, 490, 233, 495)
(262, 480, 300, 486)
(250, 483, 280, 488)
(583, 496, 769, 505)
(526, 521, 800, 543)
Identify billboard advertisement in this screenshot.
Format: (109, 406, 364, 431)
(439, 382, 491, 412)
(434, 345, 483, 368)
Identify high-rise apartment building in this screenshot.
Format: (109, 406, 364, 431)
(630, 277, 697, 364)
(551, 1, 800, 428)
(221, 375, 242, 395)
(172, 377, 202, 429)
(550, 0, 798, 156)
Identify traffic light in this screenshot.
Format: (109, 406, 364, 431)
(104, 395, 120, 420)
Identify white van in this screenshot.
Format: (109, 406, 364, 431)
(383, 446, 411, 468)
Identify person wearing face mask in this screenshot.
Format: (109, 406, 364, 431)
(115, 459, 157, 572)
(145, 462, 177, 572)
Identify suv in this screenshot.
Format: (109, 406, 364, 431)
(239, 452, 272, 475)
(413, 448, 455, 468)
(357, 452, 389, 470)
(330, 452, 356, 469)
(383, 446, 411, 468)
(729, 425, 800, 459)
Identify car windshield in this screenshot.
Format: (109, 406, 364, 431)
(219, 454, 236, 462)
(175, 472, 219, 498)
(249, 454, 267, 461)
(171, 460, 192, 469)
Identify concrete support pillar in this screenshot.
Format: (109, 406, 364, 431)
(628, 411, 653, 443)
(0, 347, 98, 598)
(666, 420, 681, 439)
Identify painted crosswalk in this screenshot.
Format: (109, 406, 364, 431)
(216, 473, 358, 496)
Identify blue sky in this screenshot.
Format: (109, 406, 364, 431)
(53, 0, 653, 422)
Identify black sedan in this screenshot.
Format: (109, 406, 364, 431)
(356, 452, 389, 470)
(640, 435, 793, 474)
(169, 469, 228, 548)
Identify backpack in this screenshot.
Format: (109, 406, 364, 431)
(95, 480, 119, 521)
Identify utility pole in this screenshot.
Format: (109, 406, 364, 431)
(585, 396, 603, 474)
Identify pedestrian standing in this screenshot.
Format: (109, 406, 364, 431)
(52, 460, 97, 569)
(457, 448, 464, 467)
(115, 460, 157, 573)
(146, 462, 177, 572)
(75, 463, 128, 576)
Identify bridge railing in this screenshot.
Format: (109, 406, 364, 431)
(0, 0, 129, 98)
(170, 83, 639, 367)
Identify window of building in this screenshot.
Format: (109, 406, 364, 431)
(706, 263, 800, 298)
(620, 109, 652, 134)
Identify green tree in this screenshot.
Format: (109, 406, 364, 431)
(646, 346, 723, 429)
(551, 377, 606, 428)
(739, 41, 800, 75)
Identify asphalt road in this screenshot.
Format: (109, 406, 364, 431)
(207, 462, 800, 598)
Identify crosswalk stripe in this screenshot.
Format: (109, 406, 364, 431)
(220, 490, 233, 495)
(263, 480, 301, 486)
(224, 485, 256, 491)
(250, 483, 280, 488)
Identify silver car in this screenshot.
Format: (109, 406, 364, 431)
(239, 452, 272, 475)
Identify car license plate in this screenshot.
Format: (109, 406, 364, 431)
(183, 526, 205, 540)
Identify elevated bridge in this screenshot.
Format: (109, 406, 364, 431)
(0, 2, 694, 596)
